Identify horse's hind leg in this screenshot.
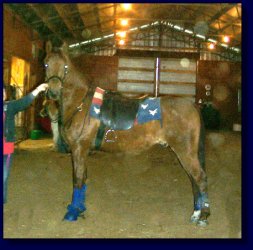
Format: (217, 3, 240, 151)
(176, 151, 210, 226)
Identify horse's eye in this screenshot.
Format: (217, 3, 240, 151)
(45, 64, 48, 68)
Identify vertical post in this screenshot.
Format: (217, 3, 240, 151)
(113, 4, 117, 48)
(154, 57, 160, 97)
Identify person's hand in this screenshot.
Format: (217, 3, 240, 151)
(37, 83, 48, 92)
(32, 83, 48, 96)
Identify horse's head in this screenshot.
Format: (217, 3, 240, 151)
(44, 41, 69, 101)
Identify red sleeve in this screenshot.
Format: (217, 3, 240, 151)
(3, 137, 14, 155)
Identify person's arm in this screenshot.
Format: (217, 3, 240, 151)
(11, 83, 48, 113)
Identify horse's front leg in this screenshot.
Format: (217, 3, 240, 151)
(51, 121, 59, 150)
(63, 141, 89, 221)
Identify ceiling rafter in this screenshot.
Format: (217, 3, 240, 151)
(5, 3, 55, 41)
(93, 4, 102, 37)
(207, 4, 234, 25)
(27, 3, 71, 44)
(4, 3, 241, 52)
(53, 4, 83, 41)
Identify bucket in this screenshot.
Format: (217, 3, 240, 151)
(30, 130, 42, 140)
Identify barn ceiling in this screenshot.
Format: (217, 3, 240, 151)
(5, 3, 241, 53)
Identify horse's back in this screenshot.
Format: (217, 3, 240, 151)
(161, 96, 201, 127)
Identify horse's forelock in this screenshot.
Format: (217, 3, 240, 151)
(46, 48, 70, 66)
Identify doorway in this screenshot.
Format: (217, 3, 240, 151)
(10, 56, 30, 140)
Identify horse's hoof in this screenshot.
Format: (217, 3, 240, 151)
(190, 216, 199, 224)
(190, 210, 201, 223)
(63, 206, 85, 221)
(197, 219, 208, 227)
(63, 211, 79, 221)
(63, 209, 84, 221)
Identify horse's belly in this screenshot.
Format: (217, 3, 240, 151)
(100, 120, 164, 154)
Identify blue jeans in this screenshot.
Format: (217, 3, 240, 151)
(3, 154, 13, 204)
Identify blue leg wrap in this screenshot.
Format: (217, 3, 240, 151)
(64, 185, 87, 221)
(194, 192, 209, 211)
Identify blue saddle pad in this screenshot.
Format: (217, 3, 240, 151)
(136, 98, 162, 125)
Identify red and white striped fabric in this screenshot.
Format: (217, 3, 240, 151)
(92, 87, 105, 106)
(90, 87, 105, 118)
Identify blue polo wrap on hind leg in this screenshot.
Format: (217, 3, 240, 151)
(64, 184, 87, 221)
(195, 192, 209, 211)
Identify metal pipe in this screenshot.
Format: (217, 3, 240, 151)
(154, 57, 160, 97)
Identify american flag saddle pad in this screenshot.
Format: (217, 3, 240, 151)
(89, 87, 162, 129)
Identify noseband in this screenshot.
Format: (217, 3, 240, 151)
(44, 63, 68, 100)
(45, 64, 69, 85)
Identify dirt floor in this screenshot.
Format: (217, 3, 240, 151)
(3, 130, 241, 238)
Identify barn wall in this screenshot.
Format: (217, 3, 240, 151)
(117, 55, 197, 102)
(4, 6, 45, 137)
(3, 7, 45, 82)
(196, 60, 241, 129)
(117, 57, 155, 95)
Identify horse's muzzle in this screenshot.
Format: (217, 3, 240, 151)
(47, 89, 60, 100)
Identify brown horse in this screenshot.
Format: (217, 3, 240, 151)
(44, 42, 210, 226)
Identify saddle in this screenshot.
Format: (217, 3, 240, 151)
(99, 91, 145, 130)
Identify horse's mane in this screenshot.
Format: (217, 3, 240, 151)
(65, 53, 95, 91)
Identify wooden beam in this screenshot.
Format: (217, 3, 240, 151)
(94, 3, 102, 36)
(54, 4, 83, 40)
(207, 4, 234, 25)
(27, 3, 73, 43)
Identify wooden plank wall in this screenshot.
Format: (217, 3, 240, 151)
(160, 58, 196, 102)
(118, 57, 155, 94)
(118, 56, 196, 102)
(196, 60, 241, 129)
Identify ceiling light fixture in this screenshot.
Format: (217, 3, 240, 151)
(208, 43, 215, 50)
(117, 31, 126, 38)
(121, 19, 128, 26)
(223, 35, 230, 43)
(119, 39, 125, 45)
(122, 4, 131, 10)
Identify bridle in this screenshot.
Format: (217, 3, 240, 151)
(43, 59, 92, 140)
(45, 63, 69, 85)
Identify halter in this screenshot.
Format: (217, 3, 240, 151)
(45, 64, 69, 85)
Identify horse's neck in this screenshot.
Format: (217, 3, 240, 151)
(61, 72, 89, 122)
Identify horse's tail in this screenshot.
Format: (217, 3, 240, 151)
(196, 105, 206, 171)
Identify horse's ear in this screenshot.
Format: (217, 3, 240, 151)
(46, 41, 53, 54)
(61, 42, 69, 55)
